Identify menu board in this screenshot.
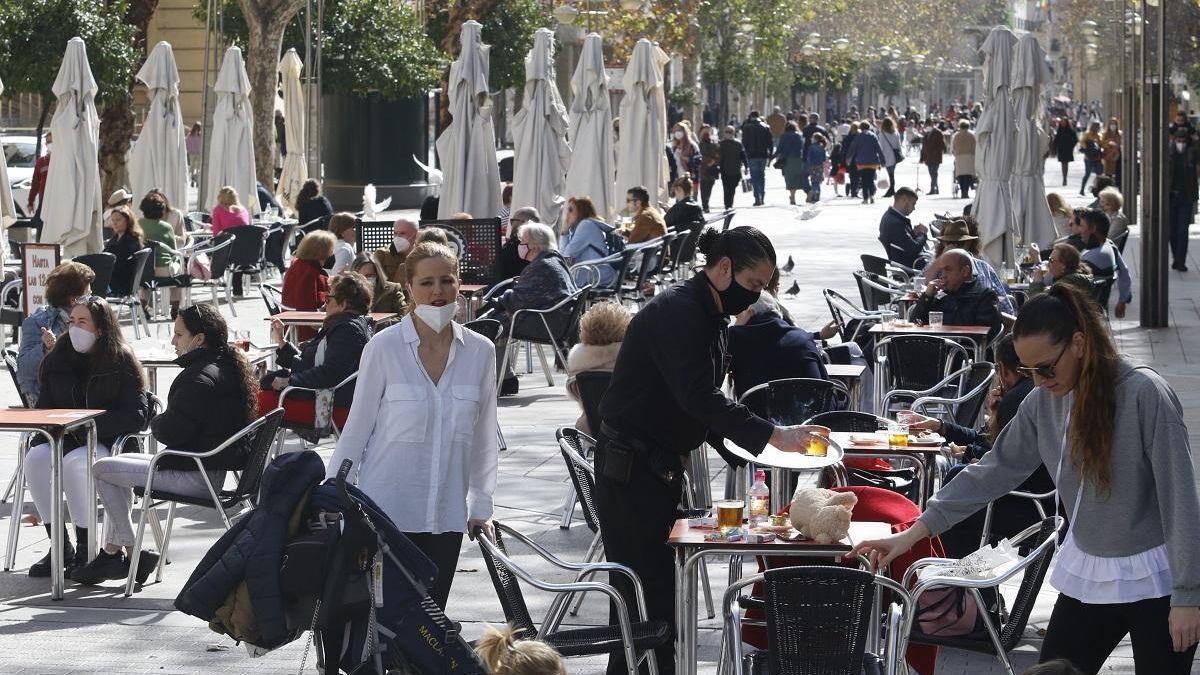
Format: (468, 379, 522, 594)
(22, 243, 60, 315)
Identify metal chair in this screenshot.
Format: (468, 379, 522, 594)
(1112, 229, 1129, 254)
(661, 226, 700, 281)
(979, 488, 1057, 549)
(463, 318, 508, 453)
(853, 270, 907, 313)
(823, 288, 896, 347)
(125, 408, 286, 595)
(1091, 275, 1115, 313)
(723, 565, 913, 675)
(475, 521, 669, 675)
(910, 361, 995, 429)
(274, 371, 358, 455)
(189, 236, 237, 315)
(263, 221, 300, 274)
(906, 517, 1062, 675)
(74, 252, 116, 298)
(574, 370, 611, 438)
(861, 253, 914, 285)
(185, 211, 211, 227)
(619, 237, 669, 307)
(0, 279, 22, 346)
(555, 427, 604, 613)
(105, 248, 153, 338)
(874, 335, 970, 415)
(1, 348, 29, 503)
(738, 378, 851, 427)
(497, 285, 591, 388)
(224, 224, 270, 300)
(259, 284, 288, 316)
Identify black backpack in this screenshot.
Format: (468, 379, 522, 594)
(597, 221, 627, 270)
(1082, 139, 1102, 161)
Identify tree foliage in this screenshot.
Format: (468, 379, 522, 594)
(0, 0, 138, 105)
(425, 0, 548, 91)
(197, 0, 443, 99)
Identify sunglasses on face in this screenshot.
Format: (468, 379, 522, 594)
(1017, 343, 1069, 379)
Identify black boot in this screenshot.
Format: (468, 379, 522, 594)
(66, 526, 89, 578)
(28, 524, 73, 578)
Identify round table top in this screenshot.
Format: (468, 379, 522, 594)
(723, 437, 846, 471)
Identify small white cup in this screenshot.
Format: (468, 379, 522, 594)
(929, 311, 944, 328)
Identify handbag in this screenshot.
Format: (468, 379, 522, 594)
(773, 156, 785, 170)
(883, 133, 903, 164)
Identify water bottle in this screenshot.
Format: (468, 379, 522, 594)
(747, 469, 770, 528)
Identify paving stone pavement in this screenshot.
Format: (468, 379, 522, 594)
(0, 156, 1197, 674)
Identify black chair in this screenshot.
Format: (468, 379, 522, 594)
(498, 285, 591, 388)
(885, 362, 994, 430)
(738, 378, 850, 427)
(874, 335, 970, 413)
(573, 370, 611, 437)
(853, 270, 906, 313)
(191, 236, 237, 315)
(300, 215, 330, 234)
(662, 224, 702, 282)
(1112, 229, 1129, 254)
(476, 521, 670, 675)
(185, 211, 211, 228)
(1, 348, 28, 503)
(555, 428, 604, 608)
(0, 279, 24, 346)
(126, 408, 286, 595)
(463, 318, 503, 344)
(1091, 275, 1115, 313)
(354, 219, 395, 255)
(260, 284, 288, 316)
(418, 217, 502, 285)
(723, 566, 912, 675)
(805, 410, 888, 433)
(263, 221, 300, 274)
(224, 224, 270, 300)
(74, 252, 116, 297)
(619, 238, 665, 307)
(907, 517, 1061, 674)
(576, 249, 637, 305)
(105, 248, 153, 338)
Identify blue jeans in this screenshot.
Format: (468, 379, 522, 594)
(927, 164, 940, 192)
(808, 168, 823, 202)
(747, 158, 767, 203)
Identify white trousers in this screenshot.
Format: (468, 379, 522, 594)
(25, 443, 111, 526)
(92, 453, 224, 548)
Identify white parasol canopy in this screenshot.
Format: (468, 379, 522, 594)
(204, 46, 259, 214)
(563, 33, 616, 222)
(41, 37, 103, 257)
(129, 41, 188, 213)
(436, 20, 501, 220)
(615, 39, 671, 205)
(276, 48, 307, 213)
(973, 26, 1018, 267)
(0, 76, 14, 230)
(511, 28, 571, 226)
(1010, 33, 1056, 250)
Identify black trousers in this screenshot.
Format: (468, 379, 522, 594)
(404, 531, 463, 611)
(700, 174, 716, 211)
(957, 175, 974, 200)
(1040, 593, 1197, 674)
(720, 172, 740, 210)
(594, 440, 681, 675)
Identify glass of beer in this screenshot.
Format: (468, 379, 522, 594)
(715, 500, 745, 532)
(889, 423, 910, 448)
(807, 435, 829, 457)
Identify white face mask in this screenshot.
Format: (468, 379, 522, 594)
(414, 303, 457, 333)
(1177, 142, 1187, 153)
(673, 130, 685, 140)
(393, 236, 411, 253)
(1109, 124, 1117, 130)
(69, 325, 97, 354)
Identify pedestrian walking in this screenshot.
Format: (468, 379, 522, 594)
(1168, 127, 1199, 272)
(670, 121, 701, 191)
(740, 111, 774, 206)
(1053, 118, 1079, 188)
(698, 124, 721, 212)
(774, 122, 807, 205)
(1079, 120, 1104, 196)
(844, 124, 861, 198)
(806, 133, 828, 203)
(878, 117, 903, 198)
(952, 120, 977, 199)
(766, 106, 787, 141)
(920, 121, 947, 195)
(185, 123, 203, 188)
(718, 125, 749, 210)
(849, 121, 886, 204)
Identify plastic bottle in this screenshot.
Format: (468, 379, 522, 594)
(747, 469, 770, 527)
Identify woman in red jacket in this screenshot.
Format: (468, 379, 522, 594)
(282, 230, 335, 340)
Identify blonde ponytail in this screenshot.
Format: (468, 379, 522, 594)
(474, 624, 566, 675)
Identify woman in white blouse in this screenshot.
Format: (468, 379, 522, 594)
(329, 241, 498, 610)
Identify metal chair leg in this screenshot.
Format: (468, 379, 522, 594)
(534, 344, 554, 386)
(558, 483, 577, 529)
(155, 501, 177, 583)
(568, 532, 605, 616)
(226, 274, 237, 317)
(124, 496, 151, 596)
(4, 445, 26, 571)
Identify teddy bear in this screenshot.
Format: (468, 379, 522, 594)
(789, 488, 858, 544)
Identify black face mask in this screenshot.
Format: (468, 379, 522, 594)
(707, 271, 760, 316)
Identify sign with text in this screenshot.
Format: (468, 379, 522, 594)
(22, 244, 60, 315)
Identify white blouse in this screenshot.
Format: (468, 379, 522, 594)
(328, 315, 498, 534)
(328, 240, 356, 275)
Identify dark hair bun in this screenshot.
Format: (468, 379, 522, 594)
(696, 228, 720, 256)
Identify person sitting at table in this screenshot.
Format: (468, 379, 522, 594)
(663, 176, 704, 233)
(566, 301, 631, 435)
(350, 253, 407, 318)
(485, 223, 577, 396)
(294, 178, 333, 227)
(728, 293, 828, 398)
(878, 187, 928, 269)
(139, 191, 181, 318)
(17, 262, 95, 406)
(24, 297, 149, 579)
(899, 336, 1053, 557)
(102, 206, 144, 297)
(373, 217, 418, 283)
(210, 185, 251, 238)
(1078, 209, 1132, 319)
(922, 218, 1015, 314)
(73, 303, 258, 585)
(282, 230, 335, 341)
(498, 206, 539, 281)
(560, 196, 616, 288)
(910, 248, 1002, 339)
(326, 212, 357, 275)
(260, 272, 373, 435)
(145, 188, 190, 249)
(256, 182, 281, 217)
(1029, 243, 1093, 296)
(624, 185, 667, 244)
(1046, 192, 1074, 238)
(1096, 187, 1128, 243)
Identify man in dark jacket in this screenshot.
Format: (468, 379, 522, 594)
(919, 124, 947, 194)
(878, 187, 928, 268)
(801, 113, 829, 155)
(728, 295, 828, 398)
(740, 111, 774, 206)
(910, 249, 1002, 339)
(1168, 127, 1200, 271)
(718, 126, 749, 210)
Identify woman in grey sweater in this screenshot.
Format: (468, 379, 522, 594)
(852, 283, 1200, 673)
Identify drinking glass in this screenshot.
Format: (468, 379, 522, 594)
(715, 500, 745, 533)
(156, 323, 172, 352)
(928, 311, 944, 328)
(235, 330, 251, 352)
(889, 423, 910, 448)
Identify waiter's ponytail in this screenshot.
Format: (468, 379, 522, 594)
(698, 225, 776, 273)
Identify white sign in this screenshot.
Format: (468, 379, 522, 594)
(22, 244, 60, 315)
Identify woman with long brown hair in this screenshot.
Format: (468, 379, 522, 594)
(853, 283, 1200, 673)
(103, 205, 145, 297)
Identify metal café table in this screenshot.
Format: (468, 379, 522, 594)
(831, 431, 947, 508)
(1, 408, 104, 600)
(671, 519, 892, 675)
(138, 346, 274, 395)
(459, 283, 487, 321)
(868, 322, 991, 362)
(268, 310, 398, 341)
(826, 363, 867, 411)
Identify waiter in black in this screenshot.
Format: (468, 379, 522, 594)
(595, 225, 831, 674)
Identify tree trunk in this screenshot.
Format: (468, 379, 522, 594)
(239, 0, 306, 192)
(97, 0, 159, 202)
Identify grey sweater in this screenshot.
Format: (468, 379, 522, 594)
(920, 361, 1200, 606)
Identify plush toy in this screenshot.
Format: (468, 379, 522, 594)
(789, 488, 858, 544)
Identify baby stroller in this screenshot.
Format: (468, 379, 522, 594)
(285, 459, 489, 675)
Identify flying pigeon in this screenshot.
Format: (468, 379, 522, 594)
(361, 183, 392, 220)
(412, 154, 444, 186)
(784, 280, 800, 296)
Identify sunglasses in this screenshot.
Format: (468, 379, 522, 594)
(1017, 343, 1069, 379)
(74, 295, 103, 306)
